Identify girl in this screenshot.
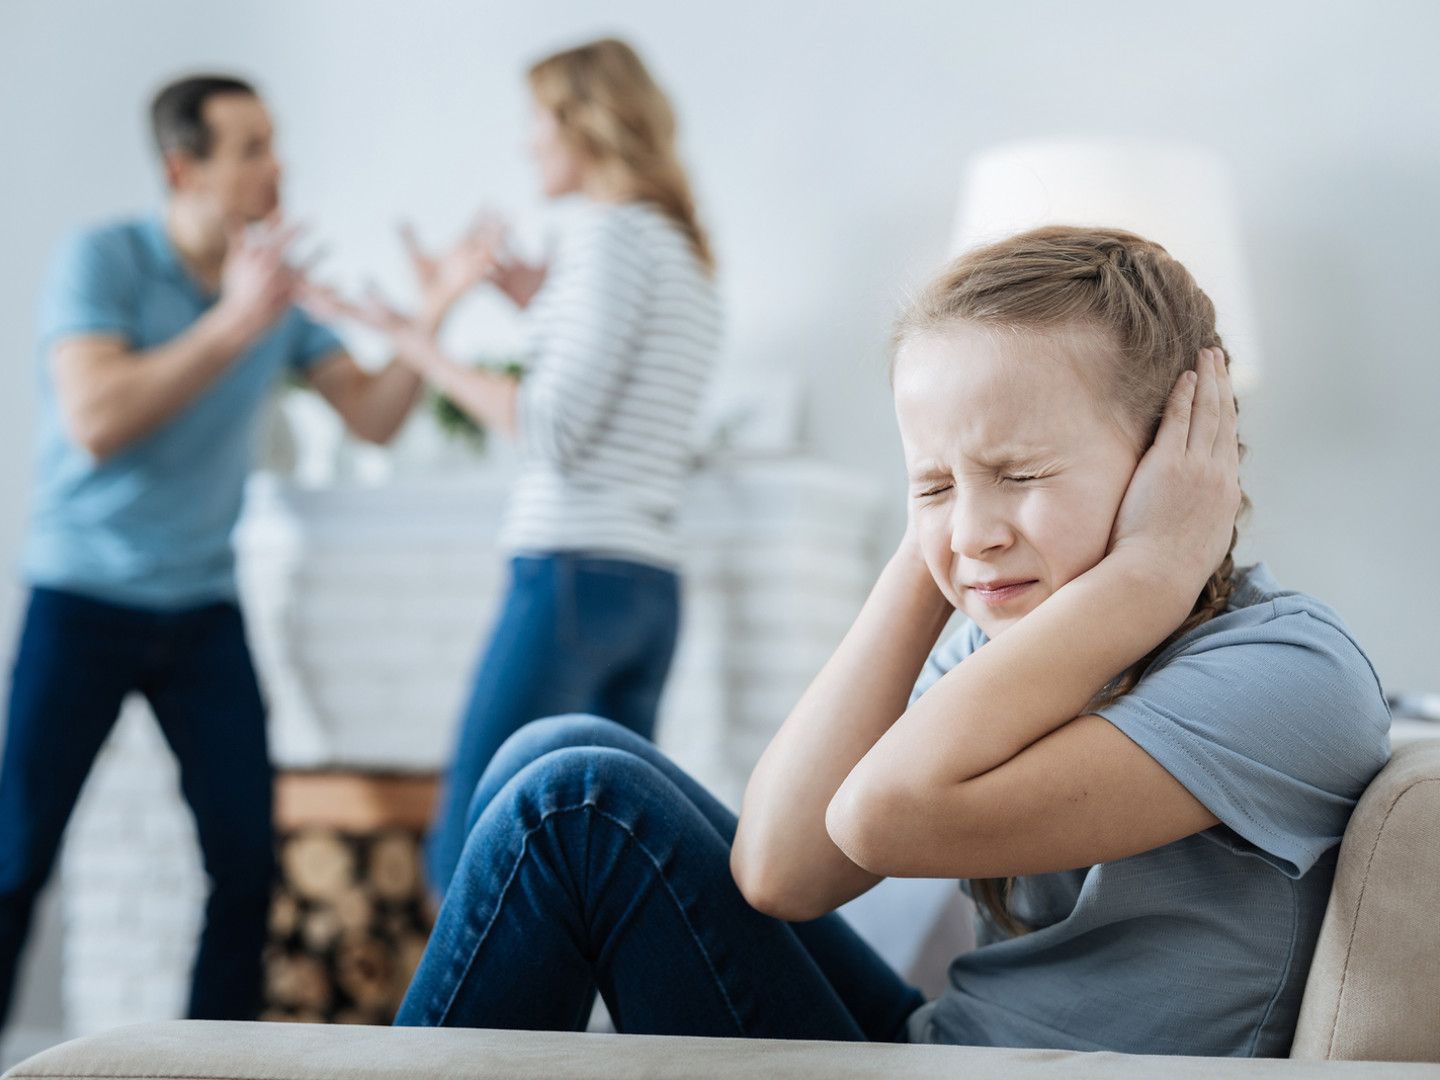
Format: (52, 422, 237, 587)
(320, 38, 723, 893)
(391, 226, 1391, 1057)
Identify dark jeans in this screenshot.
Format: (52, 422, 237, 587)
(0, 586, 274, 1030)
(426, 554, 681, 894)
(398, 715, 924, 1040)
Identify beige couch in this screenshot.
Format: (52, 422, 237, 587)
(7, 739, 1439, 1079)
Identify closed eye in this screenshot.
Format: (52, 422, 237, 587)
(1000, 474, 1041, 485)
(915, 482, 953, 498)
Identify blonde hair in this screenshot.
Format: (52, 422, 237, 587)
(528, 37, 714, 274)
(892, 225, 1250, 937)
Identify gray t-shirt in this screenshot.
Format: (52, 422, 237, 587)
(904, 564, 1391, 1057)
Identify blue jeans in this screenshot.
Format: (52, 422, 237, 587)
(398, 716, 924, 1040)
(426, 554, 681, 894)
(0, 587, 274, 1030)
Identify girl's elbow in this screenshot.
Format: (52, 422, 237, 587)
(729, 845, 833, 923)
(825, 782, 899, 877)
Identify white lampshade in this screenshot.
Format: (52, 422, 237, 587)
(952, 139, 1260, 391)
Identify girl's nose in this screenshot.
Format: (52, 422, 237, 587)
(949, 491, 1014, 558)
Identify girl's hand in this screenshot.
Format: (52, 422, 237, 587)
(890, 518, 955, 618)
(1108, 347, 1242, 601)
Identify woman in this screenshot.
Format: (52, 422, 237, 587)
(324, 38, 723, 893)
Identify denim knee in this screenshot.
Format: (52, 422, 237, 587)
(465, 714, 625, 834)
(483, 714, 636, 790)
(493, 743, 668, 829)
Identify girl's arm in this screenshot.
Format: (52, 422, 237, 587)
(829, 351, 1240, 879)
(730, 533, 954, 921)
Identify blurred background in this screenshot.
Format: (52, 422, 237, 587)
(1, 0, 1437, 1060)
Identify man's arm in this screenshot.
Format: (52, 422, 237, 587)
(54, 309, 262, 461)
(305, 351, 425, 445)
(294, 271, 496, 445)
(52, 221, 297, 461)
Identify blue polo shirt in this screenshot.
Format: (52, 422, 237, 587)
(23, 216, 344, 609)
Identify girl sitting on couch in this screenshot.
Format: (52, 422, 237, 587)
(393, 225, 1391, 1057)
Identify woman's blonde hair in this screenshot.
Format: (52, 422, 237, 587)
(528, 37, 714, 274)
(892, 225, 1250, 937)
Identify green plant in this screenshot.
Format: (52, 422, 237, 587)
(430, 358, 526, 452)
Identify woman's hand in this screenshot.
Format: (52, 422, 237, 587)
(401, 214, 505, 326)
(297, 280, 440, 374)
(490, 252, 549, 310)
(1108, 347, 1243, 601)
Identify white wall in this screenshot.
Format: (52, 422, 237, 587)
(1, 0, 1438, 1036)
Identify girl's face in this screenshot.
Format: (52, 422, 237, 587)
(527, 101, 585, 198)
(893, 321, 1143, 639)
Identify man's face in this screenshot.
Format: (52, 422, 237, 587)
(169, 93, 281, 223)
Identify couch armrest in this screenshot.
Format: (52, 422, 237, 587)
(1292, 739, 1440, 1062)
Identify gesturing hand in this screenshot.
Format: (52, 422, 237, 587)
(489, 250, 549, 310)
(295, 279, 439, 373)
(401, 213, 504, 322)
(1108, 347, 1243, 600)
(214, 214, 307, 343)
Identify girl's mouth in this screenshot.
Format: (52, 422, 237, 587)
(968, 580, 1037, 605)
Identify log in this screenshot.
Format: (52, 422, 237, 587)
(270, 892, 301, 937)
(282, 830, 355, 902)
(368, 831, 420, 901)
(335, 933, 393, 1010)
(265, 953, 331, 1011)
(300, 908, 341, 952)
(333, 885, 374, 933)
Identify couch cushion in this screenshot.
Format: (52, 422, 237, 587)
(1292, 738, 1440, 1062)
(6, 1021, 1440, 1080)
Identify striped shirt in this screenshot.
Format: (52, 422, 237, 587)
(500, 199, 722, 568)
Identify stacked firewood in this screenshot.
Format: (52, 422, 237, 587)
(263, 773, 438, 1024)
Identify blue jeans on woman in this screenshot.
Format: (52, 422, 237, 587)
(0, 586, 274, 1030)
(398, 715, 924, 1040)
(426, 554, 681, 894)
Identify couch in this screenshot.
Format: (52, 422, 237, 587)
(6, 739, 1438, 1079)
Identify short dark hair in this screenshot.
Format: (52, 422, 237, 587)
(149, 74, 258, 159)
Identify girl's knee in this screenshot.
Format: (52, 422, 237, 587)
(504, 744, 670, 817)
(469, 717, 656, 839)
(499, 714, 635, 764)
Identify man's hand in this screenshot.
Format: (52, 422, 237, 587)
(212, 215, 306, 346)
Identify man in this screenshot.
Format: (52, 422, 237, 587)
(0, 74, 433, 1031)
